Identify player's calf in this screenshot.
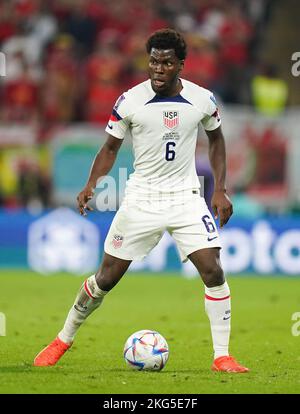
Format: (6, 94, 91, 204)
(58, 274, 108, 344)
(34, 275, 108, 366)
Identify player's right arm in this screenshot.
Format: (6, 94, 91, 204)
(77, 134, 123, 216)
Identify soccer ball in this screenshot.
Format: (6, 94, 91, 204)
(123, 330, 169, 371)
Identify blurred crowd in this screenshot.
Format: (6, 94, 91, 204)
(1, 0, 290, 213)
(0, 0, 276, 136)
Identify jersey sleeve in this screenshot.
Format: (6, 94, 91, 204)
(105, 93, 131, 139)
(201, 93, 221, 131)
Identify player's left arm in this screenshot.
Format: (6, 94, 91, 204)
(206, 126, 233, 228)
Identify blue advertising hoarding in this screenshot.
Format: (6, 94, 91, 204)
(0, 208, 299, 276)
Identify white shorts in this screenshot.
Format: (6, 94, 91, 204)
(104, 191, 221, 263)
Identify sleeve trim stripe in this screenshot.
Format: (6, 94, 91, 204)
(111, 109, 123, 121)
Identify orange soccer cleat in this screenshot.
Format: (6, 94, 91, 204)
(212, 355, 249, 373)
(34, 336, 72, 367)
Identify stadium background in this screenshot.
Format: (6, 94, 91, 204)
(0, 0, 299, 276)
(0, 0, 300, 395)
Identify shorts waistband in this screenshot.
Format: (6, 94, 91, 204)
(123, 189, 201, 202)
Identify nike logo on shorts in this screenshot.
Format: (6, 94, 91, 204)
(223, 316, 231, 320)
(107, 123, 113, 129)
(207, 236, 218, 242)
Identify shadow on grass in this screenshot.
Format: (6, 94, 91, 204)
(0, 364, 67, 374)
(100, 367, 209, 375)
(0, 365, 214, 377)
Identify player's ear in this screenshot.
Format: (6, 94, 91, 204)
(179, 60, 184, 72)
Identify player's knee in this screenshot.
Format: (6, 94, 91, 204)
(95, 267, 116, 292)
(201, 265, 224, 288)
(95, 258, 123, 292)
(94, 274, 114, 292)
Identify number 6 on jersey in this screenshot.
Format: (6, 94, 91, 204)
(165, 141, 176, 161)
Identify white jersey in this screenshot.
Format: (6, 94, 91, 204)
(105, 78, 221, 198)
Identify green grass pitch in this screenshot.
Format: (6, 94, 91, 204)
(0, 270, 299, 394)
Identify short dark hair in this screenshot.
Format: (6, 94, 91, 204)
(146, 28, 187, 60)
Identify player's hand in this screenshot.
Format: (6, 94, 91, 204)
(77, 185, 95, 216)
(211, 190, 233, 228)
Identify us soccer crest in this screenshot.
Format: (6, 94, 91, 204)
(163, 111, 179, 130)
(112, 234, 123, 249)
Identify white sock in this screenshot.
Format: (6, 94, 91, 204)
(58, 275, 108, 344)
(205, 281, 231, 359)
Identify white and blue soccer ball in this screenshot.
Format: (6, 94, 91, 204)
(123, 330, 169, 371)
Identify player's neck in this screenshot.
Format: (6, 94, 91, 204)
(157, 78, 183, 97)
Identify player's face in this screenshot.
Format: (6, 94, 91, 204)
(149, 48, 184, 96)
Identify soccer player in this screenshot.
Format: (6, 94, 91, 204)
(34, 29, 249, 373)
